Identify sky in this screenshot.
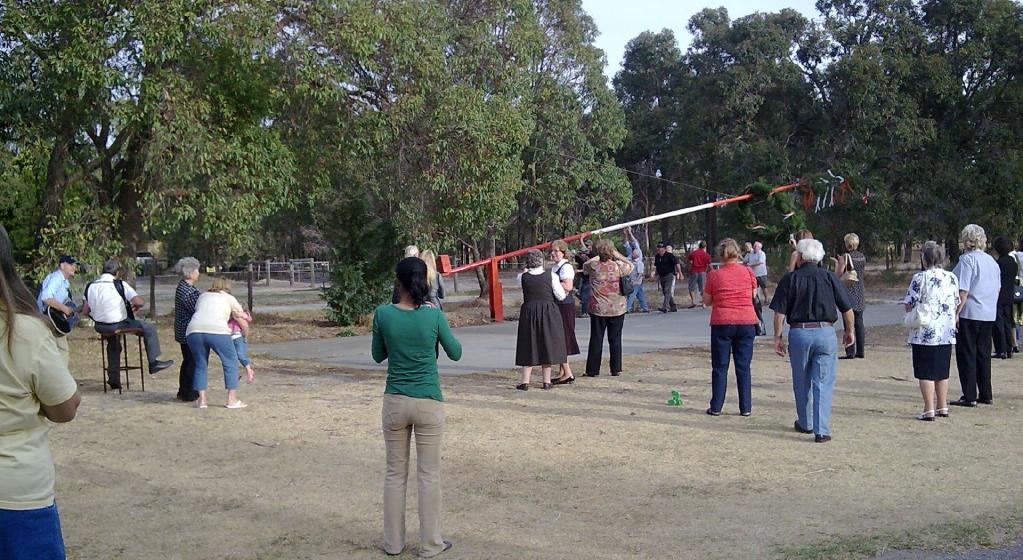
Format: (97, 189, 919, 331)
(581, 0, 821, 79)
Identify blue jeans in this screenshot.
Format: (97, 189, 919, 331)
(626, 282, 648, 312)
(186, 332, 239, 391)
(788, 326, 838, 436)
(709, 324, 756, 414)
(233, 335, 251, 366)
(0, 503, 65, 560)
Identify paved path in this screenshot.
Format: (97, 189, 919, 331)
(251, 303, 908, 374)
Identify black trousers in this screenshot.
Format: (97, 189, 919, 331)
(845, 309, 866, 358)
(94, 319, 162, 384)
(992, 303, 1015, 356)
(177, 343, 198, 400)
(586, 314, 625, 375)
(955, 318, 993, 402)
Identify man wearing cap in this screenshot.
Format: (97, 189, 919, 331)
(649, 242, 682, 313)
(80, 259, 173, 390)
(37, 256, 78, 317)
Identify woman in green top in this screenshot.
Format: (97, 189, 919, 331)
(372, 257, 461, 557)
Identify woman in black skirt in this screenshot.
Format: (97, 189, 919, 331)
(550, 240, 580, 384)
(515, 249, 568, 390)
(903, 242, 960, 420)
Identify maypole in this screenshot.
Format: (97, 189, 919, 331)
(439, 182, 801, 321)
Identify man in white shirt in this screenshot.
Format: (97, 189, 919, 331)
(80, 260, 173, 389)
(745, 241, 769, 300)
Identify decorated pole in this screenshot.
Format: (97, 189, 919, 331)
(440, 181, 802, 321)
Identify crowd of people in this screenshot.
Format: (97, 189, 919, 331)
(4, 220, 1023, 559)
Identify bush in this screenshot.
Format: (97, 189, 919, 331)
(324, 262, 391, 327)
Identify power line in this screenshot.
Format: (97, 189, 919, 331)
(525, 144, 737, 198)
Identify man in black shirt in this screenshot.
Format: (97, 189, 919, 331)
(650, 242, 682, 313)
(770, 238, 855, 443)
(575, 238, 594, 317)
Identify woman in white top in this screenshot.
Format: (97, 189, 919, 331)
(550, 240, 580, 384)
(903, 241, 960, 420)
(185, 277, 249, 409)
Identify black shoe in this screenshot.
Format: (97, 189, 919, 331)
(515, 383, 529, 391)
(855, 355, 865, 359)
(610, 371, 621, 377)
(583, 372, 599, 377)
(793, 421, 813, 434)
(814, 435, 832, 443)
(542, 382, 553, 390)
(659, 309, 667, 314)
(978, 398, 993, 405)
(948, 398, 977, 407)
(992, 353, 1007, 359)
(839, 356, 855, 360)
(552, 376, 575, 385)
(177, 392, 199, 402)
(706, 408, 721, 416)
(149, 359, 174, 374)
(107, 381, 122, 390)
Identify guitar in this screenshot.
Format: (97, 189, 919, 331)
(47, 302, 80, 336)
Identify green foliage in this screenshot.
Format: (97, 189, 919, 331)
(323, 262, 391, 328)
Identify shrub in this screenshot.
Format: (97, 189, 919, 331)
(324, 262, 391, 327)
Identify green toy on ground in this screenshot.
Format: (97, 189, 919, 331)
(666, 390, 683, 406)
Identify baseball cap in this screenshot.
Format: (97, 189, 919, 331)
(656, 242, 666, 248)
(59, 255, 77, 265)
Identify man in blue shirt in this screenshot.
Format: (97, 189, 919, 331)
(36, 256, 78, 317)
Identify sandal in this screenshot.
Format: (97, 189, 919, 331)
(935, 408, 949, 418)
(226, 400, 248, 409)
(916, 410, 935, 421)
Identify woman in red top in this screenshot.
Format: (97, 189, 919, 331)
(703, 238, 759, 416)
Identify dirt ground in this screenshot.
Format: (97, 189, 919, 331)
(49, 317, 1023, 560)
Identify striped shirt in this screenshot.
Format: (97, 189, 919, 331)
(174, 280, 200, 344)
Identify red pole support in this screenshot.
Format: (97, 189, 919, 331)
(487, 260, 503, 322)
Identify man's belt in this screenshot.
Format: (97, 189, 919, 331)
(789, 321, 833, 329)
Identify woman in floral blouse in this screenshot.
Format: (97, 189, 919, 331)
(903, 241, 960, 421)
(583, 239, 633, 377)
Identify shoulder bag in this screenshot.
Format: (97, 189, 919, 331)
(618, 262, 634, 296)
(841, 253, 859, 286)
(903, 271, 933, 329)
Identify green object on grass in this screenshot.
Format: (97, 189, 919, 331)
(667, 390, 683, 406)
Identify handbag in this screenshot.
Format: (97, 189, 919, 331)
(618, 267, 634, 296)
(903, 271, 933, 329)
(841, 253, 859, 286)
(1013, 285, 1023, 304)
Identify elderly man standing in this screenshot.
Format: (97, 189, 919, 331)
(770, 239, 855, 443)
(950, 224, 1001, 407)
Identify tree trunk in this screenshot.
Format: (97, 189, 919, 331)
(37, 123, 73, 249)
(903, 233, 913, 263)
(116, 125, 150, 284)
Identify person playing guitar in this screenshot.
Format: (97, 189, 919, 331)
(37, 255, 79, 336)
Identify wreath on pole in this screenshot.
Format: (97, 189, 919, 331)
(734, 179, 806, 239)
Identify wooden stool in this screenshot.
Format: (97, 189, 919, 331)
(98, 328, 146, 394)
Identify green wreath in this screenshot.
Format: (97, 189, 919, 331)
(734, 179, 807, 239)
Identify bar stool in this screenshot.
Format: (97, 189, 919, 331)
(98, 328, 146, 394)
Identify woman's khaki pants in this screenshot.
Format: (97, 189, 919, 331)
(382, 394, 445, 557)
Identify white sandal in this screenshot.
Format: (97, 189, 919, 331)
(226, 400, 248, 409)
(916, 410, 935, 421)
(935, 407, 949, 418)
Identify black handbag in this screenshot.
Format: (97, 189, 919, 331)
(619, 271, 634, 296)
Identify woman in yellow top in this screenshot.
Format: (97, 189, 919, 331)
(0, 225, 81, 560)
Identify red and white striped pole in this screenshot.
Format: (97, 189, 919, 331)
(441, 182, 801, 321)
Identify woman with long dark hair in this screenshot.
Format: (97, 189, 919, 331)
(372, 257, 462, 557)
(0, 225, 80, 560)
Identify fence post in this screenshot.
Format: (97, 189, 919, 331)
(265, 259, 271, 286)
(309, 261, 315, 287)
(247, 263, 254, 312)
(289, 263, 295, 286)
(149, 264, 156, 322)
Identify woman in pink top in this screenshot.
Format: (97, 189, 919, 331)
(703, 238, 759, 416)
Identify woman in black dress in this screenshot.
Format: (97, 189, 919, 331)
(836, 232, 866, 359)
(515, 249, 568, 390)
